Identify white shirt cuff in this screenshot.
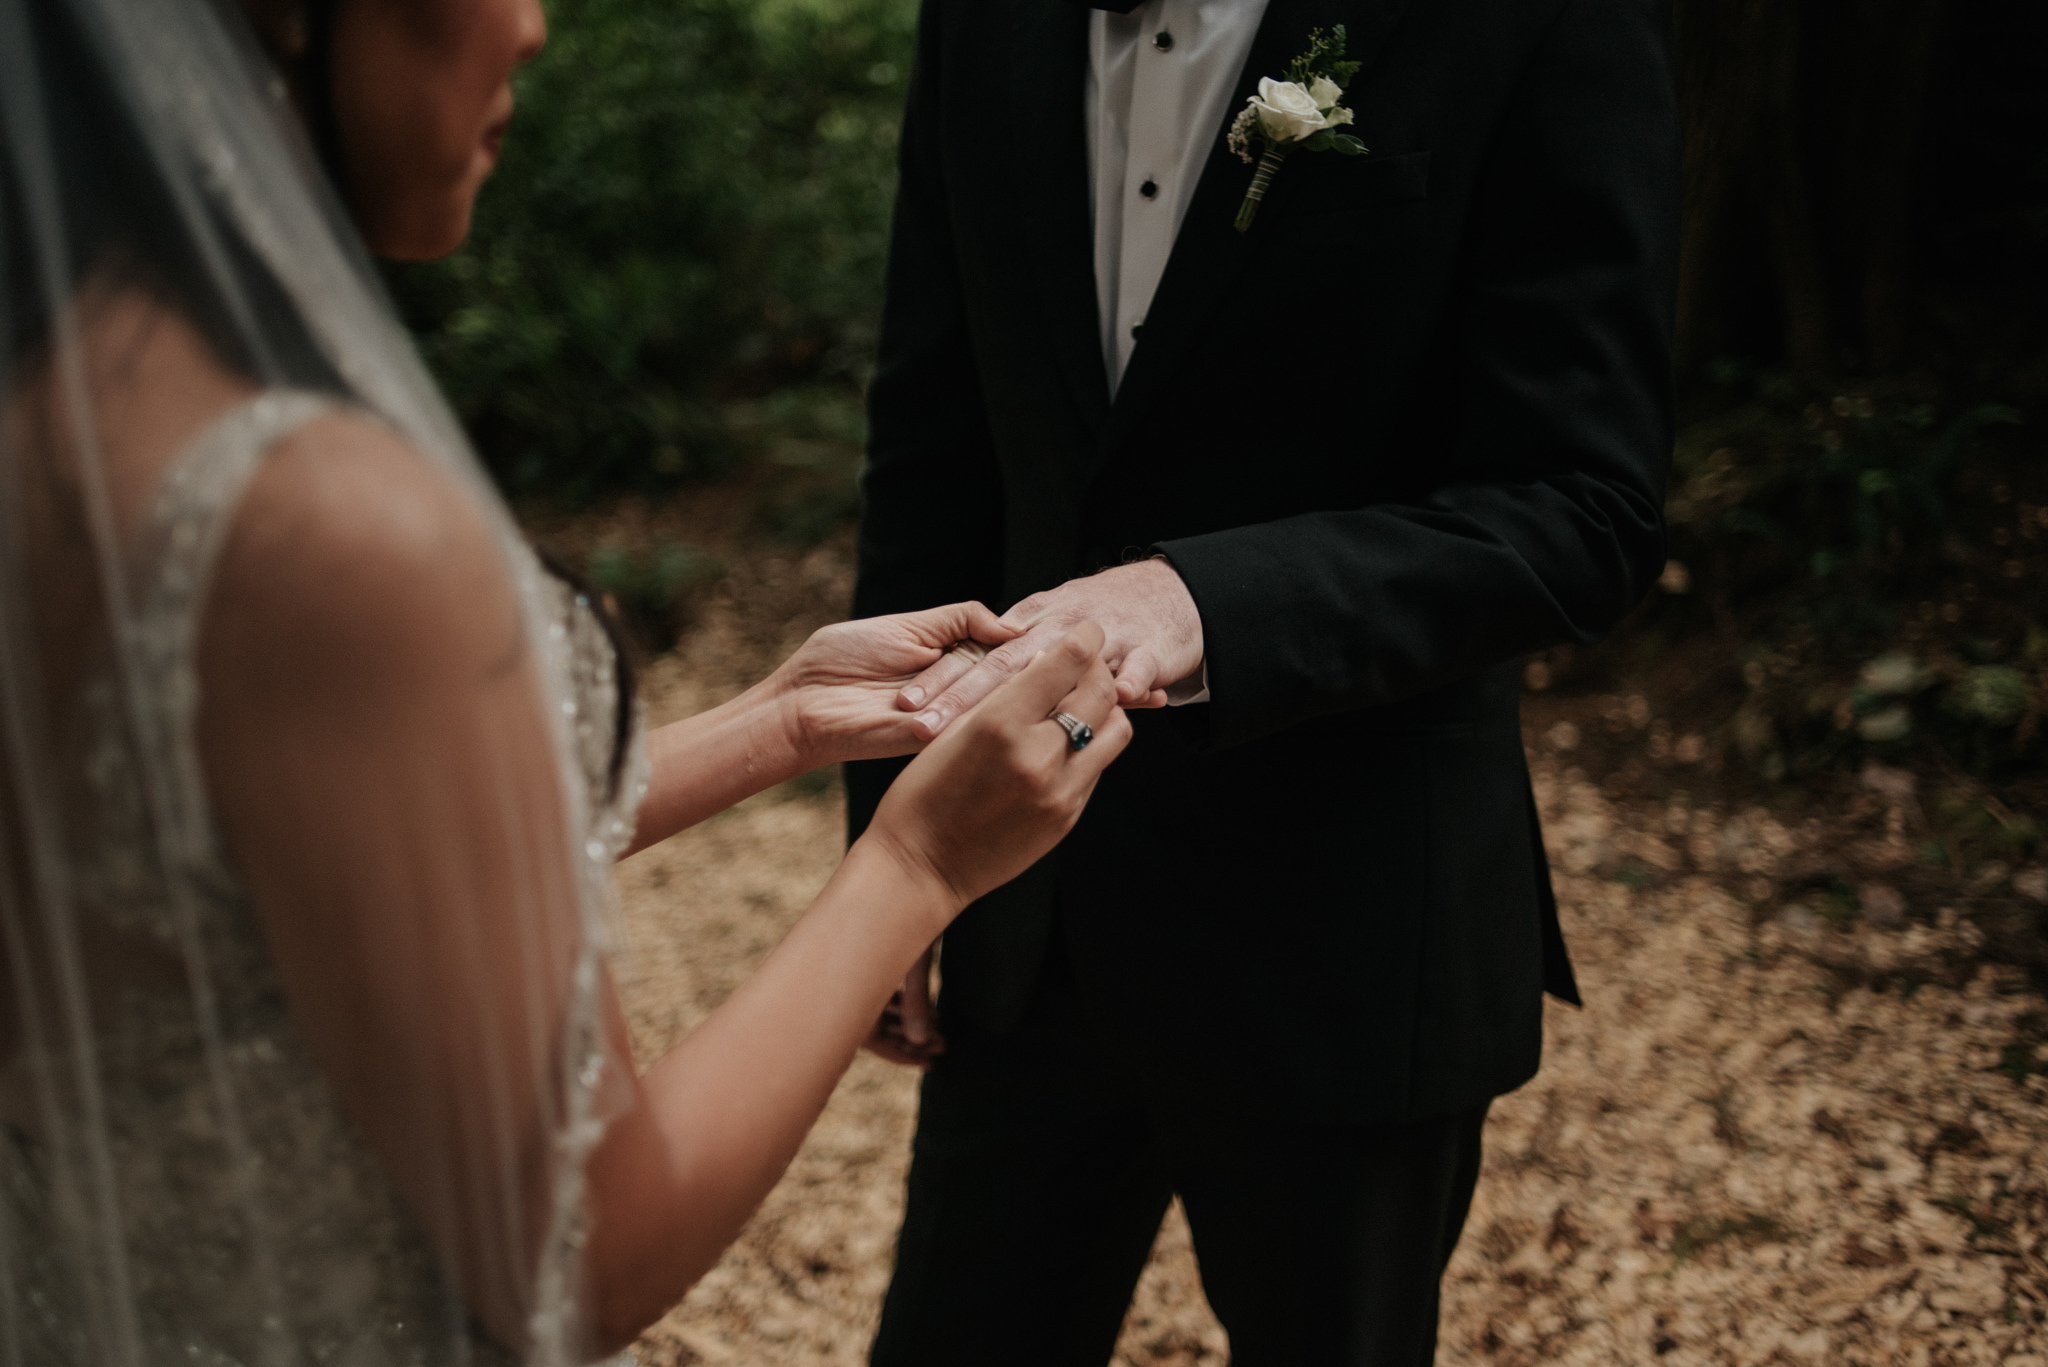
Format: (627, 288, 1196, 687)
(1164, 656, 1209, 706)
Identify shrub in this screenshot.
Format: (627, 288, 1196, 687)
(1632, 373, 2043, 778)
(387, 0, 917, 502)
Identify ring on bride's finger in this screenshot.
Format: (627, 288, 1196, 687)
(1050, 710, 1093, 751)
(948, 639, 989, 665)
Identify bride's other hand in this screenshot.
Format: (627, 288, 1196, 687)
(625, 601, 1015, 854)
(864, 621, 1131, 914)
(770, 601, 1018, 768)
(863, 946, 943, 1068)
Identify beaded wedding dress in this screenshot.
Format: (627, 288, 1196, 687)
(0, 0, 645, 1362)
(1, 392, 649, 1367)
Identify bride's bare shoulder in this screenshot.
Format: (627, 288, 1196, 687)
(205, 409, 529, 703)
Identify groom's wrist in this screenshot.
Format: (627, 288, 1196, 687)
(1142, 552, 1207, 695)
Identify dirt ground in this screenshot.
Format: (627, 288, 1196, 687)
(589, 529, 2048, 1367)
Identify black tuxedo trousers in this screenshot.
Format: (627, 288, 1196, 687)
(850, 0, 1677, 1126)
(871, 943, 1491, 1366)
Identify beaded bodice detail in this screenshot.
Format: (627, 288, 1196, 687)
(2, 393, 648, 1365)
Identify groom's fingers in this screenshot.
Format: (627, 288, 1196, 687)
(907, 624, 1057, 734)
(976, 622, 1107, 728)
(1112, 644, 1164, 705)
(1046, 660, 1134, 780)
(897, 645, 983, 711)
(895, 603, 1020, 710)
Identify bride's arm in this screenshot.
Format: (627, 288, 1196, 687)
(592, 633, 1124, 1345)
(621, 601, 1017, 856)
(582, 648, 1094, 1342)
(198, 417, 1127, 1355)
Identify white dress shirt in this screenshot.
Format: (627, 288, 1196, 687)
(1086, 0, 1271, 392)
(1087, 0, 1267, 706)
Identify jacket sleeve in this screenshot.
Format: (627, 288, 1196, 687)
(1157, 0, 1678, 751)
(847, 0, 1005, 838)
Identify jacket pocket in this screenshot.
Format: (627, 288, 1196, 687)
(1286, 149, 1431, 217)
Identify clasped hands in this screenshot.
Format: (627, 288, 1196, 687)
(901, 556, 1206, 734)
(782, 557, 1204, 1068)
(771, 556, 1203, 766)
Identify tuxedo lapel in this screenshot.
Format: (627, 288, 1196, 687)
(1007, 0, 1114, 453)
(1091, 0, 1414, 474)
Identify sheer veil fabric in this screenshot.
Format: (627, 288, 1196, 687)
(0, 0, 637, 1361)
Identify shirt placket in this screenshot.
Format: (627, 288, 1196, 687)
(1115, 0, 1184, 385)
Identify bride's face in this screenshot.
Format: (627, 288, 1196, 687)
(253, 0, 547, 260)
(334, 0, 546, 258)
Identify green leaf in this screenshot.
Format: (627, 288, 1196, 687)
(1286, 23, 1363, 86)
(1302, 130, 1333, 152)
(1324, 31, 1361, 84)
(1330, 134, 1368, 155)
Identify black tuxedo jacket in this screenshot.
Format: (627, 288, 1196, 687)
(849, 0, 1676, 1123)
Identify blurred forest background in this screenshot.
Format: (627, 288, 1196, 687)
(388, 0, 2048, 965)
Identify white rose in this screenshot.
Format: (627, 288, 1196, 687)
(1309, 74, 1345, 109)
(1249, 77, 1332, 143)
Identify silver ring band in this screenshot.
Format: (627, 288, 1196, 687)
(1050, 711, 1093, 751)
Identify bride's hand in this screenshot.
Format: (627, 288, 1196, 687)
(626, 601, 1023, 855)
(864, 622, 1132, 915)
(771, 602, 1019, 767)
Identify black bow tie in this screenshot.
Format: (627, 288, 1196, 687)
(1057, 0, 1147, 11)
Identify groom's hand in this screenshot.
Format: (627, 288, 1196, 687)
(896, 558, 1204, 735)
(862, 946, 944, 1068)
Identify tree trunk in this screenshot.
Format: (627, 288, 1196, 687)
(1672, 0, 1950, 380)
(1819, 0, 1947, 370)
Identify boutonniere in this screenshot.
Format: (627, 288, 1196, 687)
(1227, 26, 1368, 232)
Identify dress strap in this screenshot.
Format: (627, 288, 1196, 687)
(142, 390, 342, 613)
(126, 389, 343, 873)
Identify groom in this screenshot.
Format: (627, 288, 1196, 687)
(846, 0, 1675, 1357)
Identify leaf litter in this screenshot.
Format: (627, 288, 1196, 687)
(604, 534, 2048, 1365)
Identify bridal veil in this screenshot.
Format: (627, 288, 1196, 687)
(0, 0, 631, 1360)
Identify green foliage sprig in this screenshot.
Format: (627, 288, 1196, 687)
(1282, 26, 1361, 90)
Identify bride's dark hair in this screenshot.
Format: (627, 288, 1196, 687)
(290, 0, 352, 205)
(1, 0, 341, 387)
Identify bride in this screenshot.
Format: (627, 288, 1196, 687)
(0, 0, 1130, 1362)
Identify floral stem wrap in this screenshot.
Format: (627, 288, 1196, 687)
(1235, 145, 1291, 233)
